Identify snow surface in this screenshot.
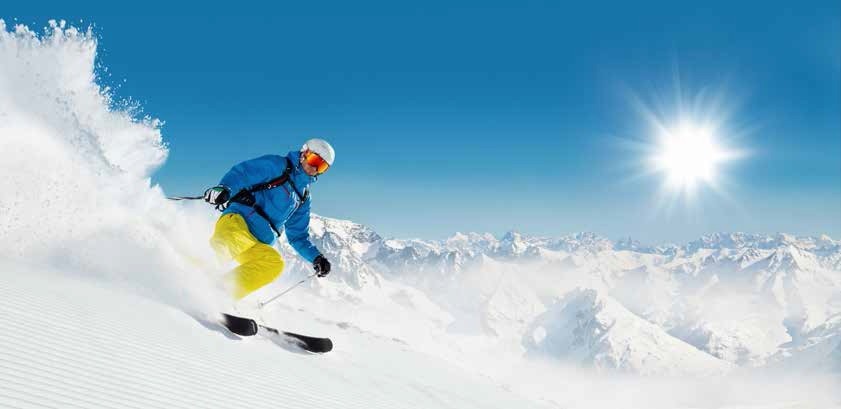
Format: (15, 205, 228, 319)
(0, 263, 546, 409)
(1, 20, 840, 409)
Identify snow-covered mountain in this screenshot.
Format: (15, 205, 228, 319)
(523, 288, 733, 375)
(767, 313, 841, 373)
(281, 214, 841, 373)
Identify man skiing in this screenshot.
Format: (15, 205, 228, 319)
(203, 138, 334, 300)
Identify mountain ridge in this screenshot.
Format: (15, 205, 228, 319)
(269, 214, 841, 374)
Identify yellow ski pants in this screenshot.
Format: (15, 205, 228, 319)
(209, 213, 284, 300)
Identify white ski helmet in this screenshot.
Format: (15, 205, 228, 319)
(301, 138, 335, 166)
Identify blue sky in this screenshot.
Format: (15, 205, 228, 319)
(7, 1, 840, 243)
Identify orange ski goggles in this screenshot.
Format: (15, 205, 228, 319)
(304, 151, 330, 174)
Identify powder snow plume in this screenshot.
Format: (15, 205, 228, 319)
(1, 20, 839, 409)
(0, 20, 220, 314)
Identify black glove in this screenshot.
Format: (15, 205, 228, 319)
(203, 185, 231, 207)
(313, 255, 331, 277)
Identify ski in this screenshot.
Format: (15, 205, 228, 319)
(221, 313, 333, 353)
(221, 313, 259, 336)
(258, 325, 334, 353)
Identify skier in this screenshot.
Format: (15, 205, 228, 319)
(202, 138, 334, 300)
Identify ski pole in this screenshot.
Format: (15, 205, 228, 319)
(258, 272, 318, 309)
(167, 195, 204, 201)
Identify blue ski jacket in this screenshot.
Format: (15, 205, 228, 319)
(218, 150, 321, 263)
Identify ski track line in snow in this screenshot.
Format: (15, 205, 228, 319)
(0, 290, 378, 409)
(0, 277, 459, 409)
(0, 313, 296, 408)
(0, 271, 545, 409)
(0, 357, 196, 409)
(0, 392, 61, 409)
(0, 300, 304, 397)
(0, 375, 136, 409)
(1, 285, 337, 409)
(0, 338, 251, 409)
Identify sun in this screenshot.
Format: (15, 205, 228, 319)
(618, 80, 751, 208)
(649, 121, 733, 192)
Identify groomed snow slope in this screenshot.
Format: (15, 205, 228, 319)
(0, 263, 547, 409)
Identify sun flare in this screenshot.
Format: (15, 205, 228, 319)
(650, 122, 733, 191)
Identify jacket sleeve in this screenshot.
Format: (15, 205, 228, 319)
(284, 198, 321, 263)
(218, 155, 282, 195)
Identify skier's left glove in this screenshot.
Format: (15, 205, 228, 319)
(313, 255, 331, 278)
(203, 185, 231, 210)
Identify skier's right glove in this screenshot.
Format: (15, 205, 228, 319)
(313, 255, 331, 278)
(203, 185, 231, 208)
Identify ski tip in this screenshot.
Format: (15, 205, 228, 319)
(221, 313, 259, 337)
(316, 338, 333, 353)
(279, 330, 333, 353)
